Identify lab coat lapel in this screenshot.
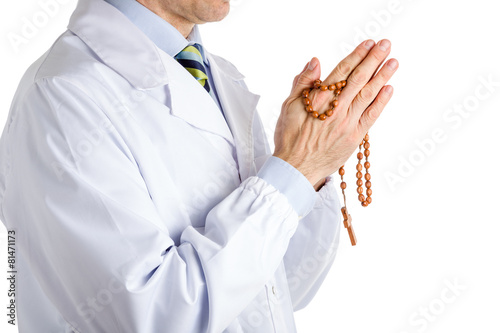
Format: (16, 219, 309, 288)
(161, 52, 235, 145)
(207, 54, 261, 180)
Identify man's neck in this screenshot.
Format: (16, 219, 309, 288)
(137, 0, 194, 38)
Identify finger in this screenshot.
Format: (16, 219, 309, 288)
(358, 85, 394, 133)
(301, 40, 376, 121)
(321, 39, 376, 86)
(341, 39, 392, 103)
(351, 58, 399, 118)
(291, 61, 311, 91)
(290, 57, 321, 98)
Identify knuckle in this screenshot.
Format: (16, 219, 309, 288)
(297, 73, 313, 86)
(366, 107, 379, 122)
(366, 97, 387, 121)
(369, 97, 383, 111)
(349, 69, 368, 85)
(358, 86, 375, 104)
(378, 67, 393, 81)
(378, 89, 392, 105)
(282, 98, 292, 110)
(353, 46, 367, 59)
(336, 61, 352, 77)
(372, 50, 386, 62)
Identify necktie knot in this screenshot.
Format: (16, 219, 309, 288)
(175, 44, 211, 93)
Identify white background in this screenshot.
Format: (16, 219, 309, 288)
(1, 0, 499, 332)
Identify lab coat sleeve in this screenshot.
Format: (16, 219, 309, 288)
(2, 77, 301, 333)
(283, 175, 342, 311)
(250, 102, 343, 311)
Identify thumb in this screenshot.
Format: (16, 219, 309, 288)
(290, 57, 321, 97)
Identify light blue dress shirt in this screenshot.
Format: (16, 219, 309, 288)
(103, 0, 317, 216)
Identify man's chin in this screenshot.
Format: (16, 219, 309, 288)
(205, 3, 231, 23)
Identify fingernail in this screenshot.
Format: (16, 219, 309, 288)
(385, 86, 393, 94)
(387, 59, 398, 70)
(308, 58, 317, 70)
(379, 39, 391, 51)
(364, 40, 375, 50)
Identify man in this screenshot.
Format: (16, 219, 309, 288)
(0, 0, 398, 331)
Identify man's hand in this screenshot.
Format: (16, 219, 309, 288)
(273, 39, 399, 188)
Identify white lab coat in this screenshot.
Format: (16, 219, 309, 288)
(0, 0, 342, 332)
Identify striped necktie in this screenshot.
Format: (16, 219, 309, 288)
(175, 43, 211, 94)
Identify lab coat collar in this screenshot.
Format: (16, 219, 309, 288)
(68, 0, 169, 90)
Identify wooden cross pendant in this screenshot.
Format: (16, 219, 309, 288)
(341, 207, 357, 246)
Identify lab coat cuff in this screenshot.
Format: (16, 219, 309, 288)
(257, 156, 316, 217)
(314, 175, 341, 209)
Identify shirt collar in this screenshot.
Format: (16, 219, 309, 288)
(103, 0, 207, 64)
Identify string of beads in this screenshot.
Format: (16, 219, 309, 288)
(339, 134, 372, 207)
(302, 79, 346, 120)
(356, 133, 372, 207)
(301, 78, 372, 245)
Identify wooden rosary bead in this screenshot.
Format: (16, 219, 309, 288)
(364, 142, 370, 149)
(357, 152, 364, 160)
(311, 111, 319, 118)
(320, 85, 329, 91)
(356, 163, 363, 171)
(365, 180, 372, 188)
(304, 98, 311, 106)
(302, 90, 309, 98)
(334, 88, 341, 95)
(306, 105, 314, 112)
(319, 114, 327, 120)
(339, 167, 345, 176)
(364, 161, 370, 169)
(366, 188, 372, 196)
(365, 173, 371, 181)
(361, 201, 369, 207)
(357, 187, 364, 194)
(356, 171, 363, 179)
(329, 84, 336, 90)
(364, 149, 370, 157)
(325, 109, 334, 117)
(340, 182, 347, 189)
(364, 133, 369, 141)
(366, 197, 372, 204)
(356, 179, 363, 186)
(358, 194, 365, 202)
(332, 100, 339, 108)
(336, 82, 343, 89)
(341, 80, 347, 87)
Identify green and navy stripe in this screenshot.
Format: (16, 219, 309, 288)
(175, 44, 211, 93)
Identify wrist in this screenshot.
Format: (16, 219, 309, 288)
(272, 152, 322, 187)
